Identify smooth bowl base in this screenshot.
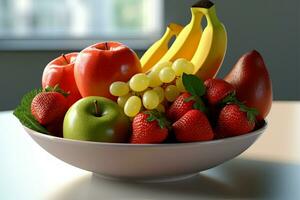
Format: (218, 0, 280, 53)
(92, 172, 199, 183)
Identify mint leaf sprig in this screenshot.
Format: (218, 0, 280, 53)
(13, 89, 49, 134)
(182, 73, 206, 112)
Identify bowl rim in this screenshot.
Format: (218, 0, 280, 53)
(23, 120, 268, 148)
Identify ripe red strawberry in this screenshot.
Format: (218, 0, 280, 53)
(131, 111, 169, 144)
(204, 78, 235, 105)
(167, 73, 207, 122)
(167, 92, 195, 122)
(31, 86, 68, 126)
(216, 104, 258, 137)
(172, 109, 214, 142)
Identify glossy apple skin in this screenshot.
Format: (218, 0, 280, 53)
(42, 53, 82, 107)
(74, 42, 142, 99)
(224, 50, 272, 120)
(63, 96, 131, 143)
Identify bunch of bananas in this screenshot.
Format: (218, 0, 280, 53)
(140, 0, 227, 81)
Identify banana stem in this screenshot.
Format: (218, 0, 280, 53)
(205, 6, 221, 26)
(190, 8, 204, 26)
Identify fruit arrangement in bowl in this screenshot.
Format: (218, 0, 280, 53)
(14, 0, 272, 180)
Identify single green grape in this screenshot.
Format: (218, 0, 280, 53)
(159, 67, 176, 83)
(165, 85, 180, 102)
(152, 87, 165, 103)
(124, 96, 142, 117)
(148, 71, 162, 87)
(172, 58, 195, 76)
(109, 81, 129, 96)
(129, 73, 150, 92)
(142, 90, 159, 110)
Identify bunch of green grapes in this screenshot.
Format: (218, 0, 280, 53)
(109, 58, 195, 117)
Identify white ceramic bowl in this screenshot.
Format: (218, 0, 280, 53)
(24, 122, 267, 182)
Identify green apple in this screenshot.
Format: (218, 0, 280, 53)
(63, 96, 131, 143)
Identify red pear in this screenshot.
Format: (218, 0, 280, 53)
(224, 50, 272, 120)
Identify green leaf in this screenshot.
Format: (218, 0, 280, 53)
(193, 97, 206, 112)
(182, 73, 206, 97)
(181, 74, 207, 112)
(221, 92, 237, 105)
(147, 115, 156, 122)
(238, 104, 259, 123)
(13, 89, 49, 134)
(145, 110, 171, 130)
(184, 96, 196, 103)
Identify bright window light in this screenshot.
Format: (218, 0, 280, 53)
(0, 0, 164, 50)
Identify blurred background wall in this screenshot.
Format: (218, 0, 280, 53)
(0, 0, 299, 111)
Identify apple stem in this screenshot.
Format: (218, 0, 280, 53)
(61, 54, 69, 64)
(93, 100, 101, 117)
(104, 42, 109, 50)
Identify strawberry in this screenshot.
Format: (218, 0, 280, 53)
(204, 78, 235, 105)
(167, 92, 195, 122)
(131, 111, 169, 144)
(172, 109, 214, 142)
(31, 85, 68, 126)
(216, 104, 258, 137)
(167, 73, 207, 122)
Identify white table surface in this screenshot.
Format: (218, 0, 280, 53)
(0, 101, 300, 200)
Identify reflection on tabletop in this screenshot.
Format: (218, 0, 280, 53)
(47, 158, 300, 200)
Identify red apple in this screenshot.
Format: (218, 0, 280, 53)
(74, 42, 142, 99)
(224, 50, 272, 120)
(42, 53, 82, 107)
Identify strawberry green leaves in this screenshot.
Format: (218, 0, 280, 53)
(221, 92, 259, 123)
(44, 84, 69, 97)
(13, 89, 50, 134)
(182, 73, 206, 112)
(145, 110, 170, 129)
(239, 104, 259, 124)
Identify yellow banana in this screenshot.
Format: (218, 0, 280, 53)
(140, 23, 183, 73)
(191, 2, 227, 80)
(158, 5, 204, 63)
